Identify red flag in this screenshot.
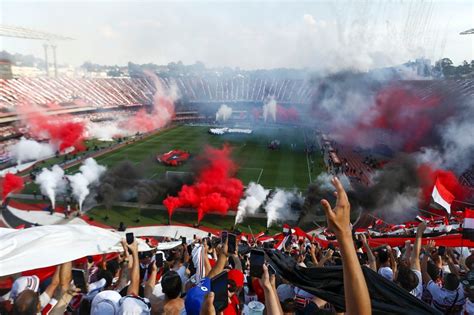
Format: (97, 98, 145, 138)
(463, 209, 474, 241)
(432, 176, 455, 214)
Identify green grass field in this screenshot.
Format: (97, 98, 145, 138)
(86, 206, 280, 235)
(18, 124, 326, 230)
(90, 124, 321, 189)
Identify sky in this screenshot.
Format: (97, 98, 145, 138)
(1, 0, 473, 71)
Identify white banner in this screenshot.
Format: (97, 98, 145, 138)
(0, 225, 151, 276)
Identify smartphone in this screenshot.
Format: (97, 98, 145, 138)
(208, 232, 212, 238)
(204, 237, 212, 248)
(155, 253, 164, 268)
(268, 264, 276, 276)
(86, 256, 93, 264)
(250, 249, 265, 278)
(438, 246, 446, 256)
(211, 271, 229, 312)
(227, 233, 236, 254)
(126, 232, 134, 245)
(72, 269, 87, 292)
(182, 237, 187, 245)
(221, 231, 228, 244)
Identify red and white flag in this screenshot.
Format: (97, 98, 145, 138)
(463, 209, 474, 241)
(432, 177, 455, 214)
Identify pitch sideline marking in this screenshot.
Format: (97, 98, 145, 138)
(256, 168, 264, 184)
(306, 152, 312, 183)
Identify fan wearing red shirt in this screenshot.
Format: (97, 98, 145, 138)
(223, 269, 244, 315)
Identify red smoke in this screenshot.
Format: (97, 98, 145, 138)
(252, 105, 299, 122)
(18, 103, 86, 152)
(417, 164, 469, 214)
(351, 85, 445, 152)
(123, 74, 175, 133)
(164, 145, 244, 222)
(1, 173, 24, 201)
(276, 105, 299, 122)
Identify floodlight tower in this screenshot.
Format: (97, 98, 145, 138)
(43, 43, 50, 76)
(0, 25, 74, 77)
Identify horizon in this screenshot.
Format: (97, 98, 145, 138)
(1, 0, 473, 72)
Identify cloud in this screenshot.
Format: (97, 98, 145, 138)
(303, 14, 316, 26)
(99, 25, 118, 39)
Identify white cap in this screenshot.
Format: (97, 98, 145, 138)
(378, 267, 394, 280)
(10, 276, 40, 301)
(119, 295, 151, 315)
(91, 290, 121, 315)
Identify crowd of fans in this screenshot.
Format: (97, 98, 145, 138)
(1, 178, 473, 314)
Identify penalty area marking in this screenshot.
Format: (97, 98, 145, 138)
(306, 153, 312, 183)
(239, 167, 264, 184)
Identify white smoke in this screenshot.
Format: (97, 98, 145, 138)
(374, 188, 421, 223)
(235, 182, 270, 224)
(67, 158, 106, 211)
(9, 137, 55, 165)
(263, 97, 277, 122)
(215, 104, 233, 122)
(34, 165, 65, 209)
(265, 189, 304, 227)
(314, 172, 352, 192)
(86, 121, 127, 141)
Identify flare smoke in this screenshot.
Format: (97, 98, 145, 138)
(235, 182, 270, 224)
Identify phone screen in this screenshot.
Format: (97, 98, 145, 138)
(211, 271, 229, 312)
(250, 249, 265, 278)
(155, 253, 164, 268)
(227, 233, 236, 254)
(221, 231, 228, 244)
(126, 232, 134, 245)
(268, 264, 276, 276)
(72, 269, 87, 292)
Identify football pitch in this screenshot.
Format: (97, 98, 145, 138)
(92, 124, 323, 189)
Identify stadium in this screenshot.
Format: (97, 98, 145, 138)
(0, 1, 474, 315)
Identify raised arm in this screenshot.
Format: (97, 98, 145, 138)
(126, 239, 140, 296)
(309, 243, 319, 266)
(360, 234, 376, 271)
(207, 239, 228, 279)
(144, 261, 157, 299)
(259, 264, 283, 315)
(320, 177, 371, 315)
(410, 222, 426, 271)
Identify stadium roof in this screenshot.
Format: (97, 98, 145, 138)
(460, 28, 474, 35)
(0, 25, 74, 41)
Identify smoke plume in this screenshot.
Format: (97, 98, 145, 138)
(86, 121, 127, 141)
(1, 173, 24, 201)
(67, 158, 106, 211)
(235, 182, 270, 224)
(17, 103, 86, 152)
(265, 189, 304, 228)
(8, 137, 55, 165)
(262, 97, 277, 122)
(123, 72, 178, 133)
(164, 145, 244, 222)
(215, 104, 233, 122)
(35, 165, 65, 208)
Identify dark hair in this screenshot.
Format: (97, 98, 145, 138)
(107, 259, 120, 276)
(161, 271, 182, 299)
(97, 269, 114, 289)
(396, 266, 418, 292)
(378, 250, 389, 264)
(12, 290, 39, 315)
(444, 273, 460, 291)
(427, 261, 442, 281)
